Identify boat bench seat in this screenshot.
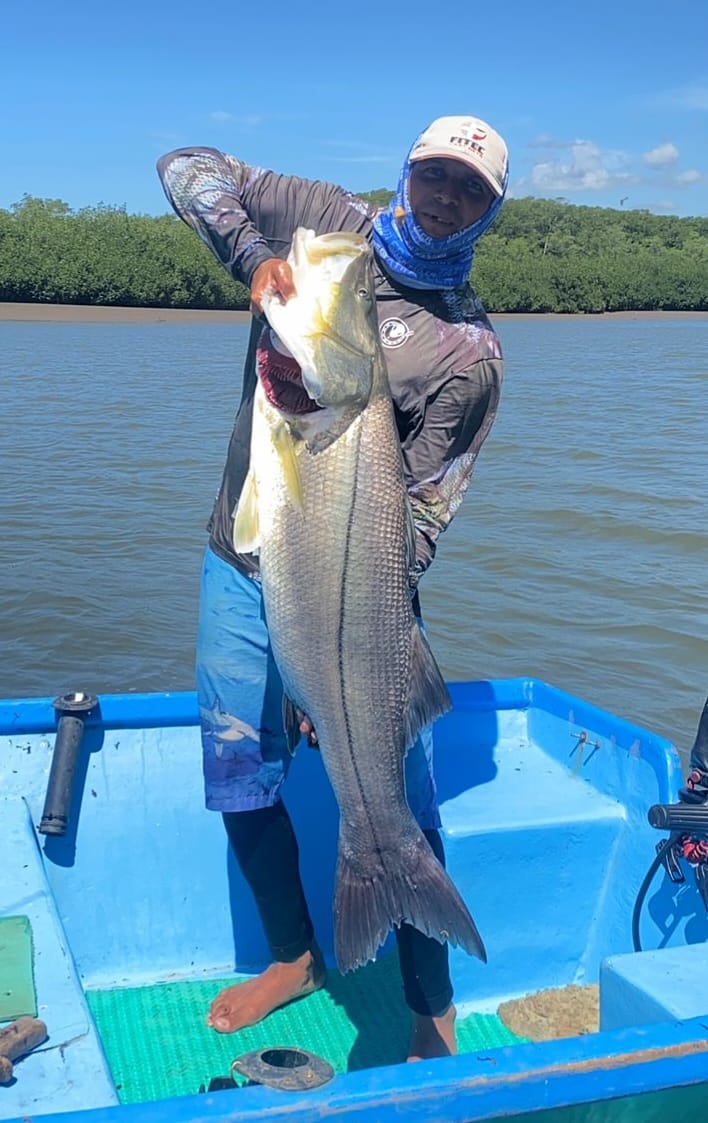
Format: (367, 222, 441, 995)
(600, 943, 708, 1030)
(438, 724, 627, 834)
(435, 735, 628, 1004)
(0, 797, 118, 1117)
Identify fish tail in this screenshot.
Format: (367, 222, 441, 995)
(334, 833, 487, 973)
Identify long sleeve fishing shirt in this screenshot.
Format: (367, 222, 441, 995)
(157, 148, 503, 585)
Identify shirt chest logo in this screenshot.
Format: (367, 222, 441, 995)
(379, 318, 412, 348)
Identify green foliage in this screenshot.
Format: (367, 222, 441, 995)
(359, 188, 395, 208)
(0, 193, 706, 313)
(0, 195, 249, 309)
(475, 198, 708, 312)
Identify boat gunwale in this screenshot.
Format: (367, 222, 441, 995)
(11, 1014, 708, 1123)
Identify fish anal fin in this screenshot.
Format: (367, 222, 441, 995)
(404, 622, 452, 750)
(232, 471, 260, 554)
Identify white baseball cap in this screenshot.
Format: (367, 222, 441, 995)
(409, 115, 508, 197)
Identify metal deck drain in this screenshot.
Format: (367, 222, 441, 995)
(232, 1046, 335, 1091)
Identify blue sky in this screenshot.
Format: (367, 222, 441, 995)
(2, 0, 707, 219)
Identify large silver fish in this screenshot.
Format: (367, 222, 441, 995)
(234, 228, 486, 972)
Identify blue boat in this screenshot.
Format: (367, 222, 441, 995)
(2, 677, 708, 1122)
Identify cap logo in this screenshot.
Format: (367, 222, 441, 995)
(449, 135, 486, 160)
(453, 121, 487, 141)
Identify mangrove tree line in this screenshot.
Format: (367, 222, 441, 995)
(0, 193, 706, 313)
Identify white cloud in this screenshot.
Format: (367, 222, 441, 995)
(662, 83, 708, 110)
(673, 169, 702, 185)
(527, 133, 569, 149)
(530, 140, 637, 193)
(643, 143, 679, 168)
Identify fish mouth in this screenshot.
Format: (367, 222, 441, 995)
(259, 356, 322, 416)
(259, 319, 369, 415)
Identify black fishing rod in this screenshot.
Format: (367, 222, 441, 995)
(633, 695, 708, 951)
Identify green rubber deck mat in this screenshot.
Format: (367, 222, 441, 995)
(86, 953, 526, 1104)
(0, 915, 37, 1021)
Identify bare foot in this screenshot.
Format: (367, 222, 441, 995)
(407, 1004, 457, 1062)
(206, 946, 326, 1033)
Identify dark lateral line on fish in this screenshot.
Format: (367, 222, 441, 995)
(337, 425, 386, 861)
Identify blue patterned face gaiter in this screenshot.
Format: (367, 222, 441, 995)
(372, 150, 508, 290)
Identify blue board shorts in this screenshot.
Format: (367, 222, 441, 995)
(196, 546, 441, 830)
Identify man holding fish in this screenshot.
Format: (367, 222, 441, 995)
(157, 114, 509, 1062)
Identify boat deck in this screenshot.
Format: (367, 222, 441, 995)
(4, 678, 707, 1123)
(0, 705, 636, 1116)
(85, 958, 526, 1105)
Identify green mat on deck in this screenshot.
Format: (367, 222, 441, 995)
(0, 915, 37, 1021)
(87, 953, 526, 1105)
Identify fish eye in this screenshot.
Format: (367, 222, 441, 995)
(357, 287, 372, 302)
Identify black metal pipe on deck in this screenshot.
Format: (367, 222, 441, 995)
(38, 691, 97, 836)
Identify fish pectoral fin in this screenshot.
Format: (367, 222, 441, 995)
(232, 470, 261, 553)
(272, 422, 303, 506)
(404, 622, 453, 750)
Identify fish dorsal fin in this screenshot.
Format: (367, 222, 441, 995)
(404, 622, 452, 750)
(232, 470, 260, 554)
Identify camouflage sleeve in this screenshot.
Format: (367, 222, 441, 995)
(156, 147, 375, 289)
(156, 147, 281, 287)
(404, 358, 503, 585)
